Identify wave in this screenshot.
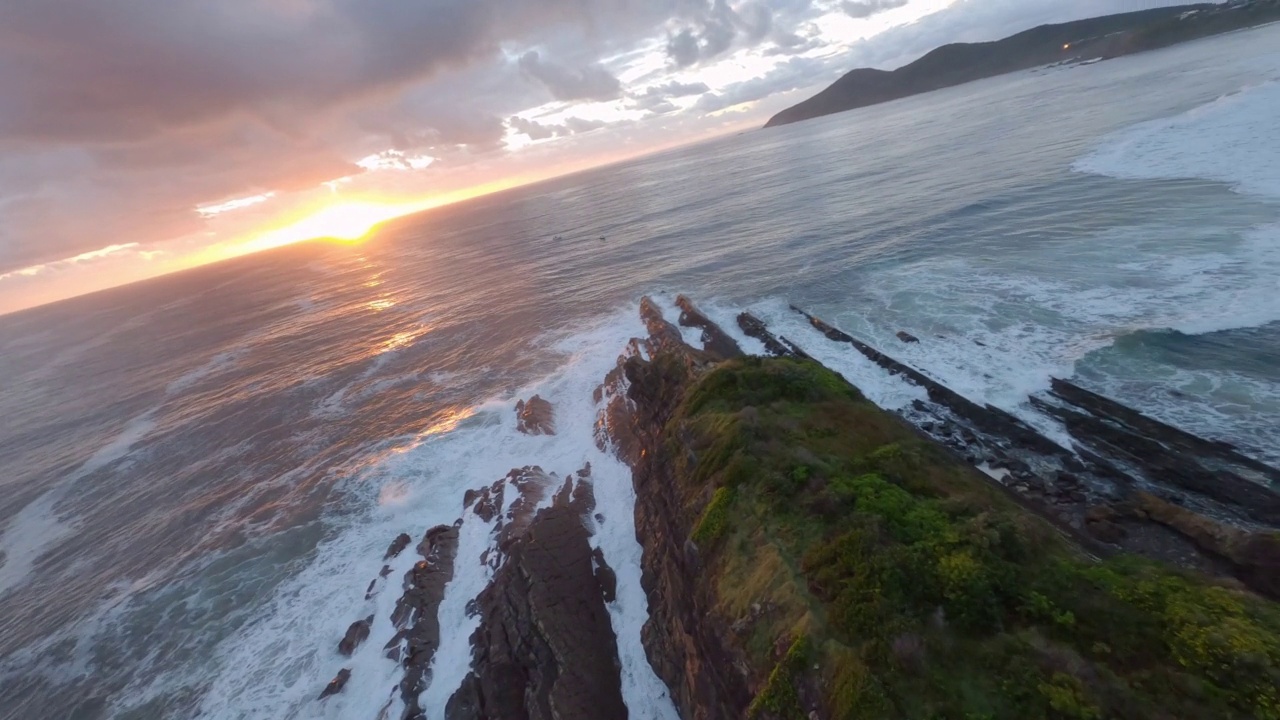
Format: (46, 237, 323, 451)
(1073, 80, 1280, 200)
(114, 303, 680, 720)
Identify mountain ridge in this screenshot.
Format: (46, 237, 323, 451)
(766, 1, 1280, 128)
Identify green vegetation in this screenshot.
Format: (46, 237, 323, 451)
(668, 356, 1280, 720)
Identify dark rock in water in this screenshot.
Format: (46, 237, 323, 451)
(737, 312, 810, 360)
(593, 547, 618, 603)
(974, 339, 987, 347)
(446, 484, 626, 720)
(364, 578, 378, 601)
(389, 524, 460, 720)
(337, 615, 373, 656)
(791, 305, 1070, 459)
(675, 295, 743, 360)
(515, 394, 556, 435)
(379, 564, 392, 578)
(318, 668, 350, 700)
(384, 532, 413, 561)
(1042, 378, 1280, 524)
(896, 330, 920, 344)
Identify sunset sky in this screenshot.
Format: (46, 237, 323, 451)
(0, 0, 1193, 314)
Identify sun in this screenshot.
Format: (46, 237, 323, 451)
(239, 200, 424, 253)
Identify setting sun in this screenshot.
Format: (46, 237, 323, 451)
(244, 200, 424, 251)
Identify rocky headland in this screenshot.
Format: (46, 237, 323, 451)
(321, 296, 1280, 719)
(766, 1, 1280, 129)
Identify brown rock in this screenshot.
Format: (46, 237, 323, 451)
(389, 524, 460, 720)
(337, 615, 373, 656)
(318, 668, 350, 700)
(1227, 532, 1280, 600)
(446, 503, 627, 720)
(384, 532, 412, 560)
(515, 395, 556, 435)
(595, 303, 753, 720)
(674, 295, 743, 360)
(897, 331, 921, 344)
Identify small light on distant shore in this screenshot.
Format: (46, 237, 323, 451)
(1063, 43, 1071, 50)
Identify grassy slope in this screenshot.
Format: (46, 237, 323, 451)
(668, 357, 1280, 720)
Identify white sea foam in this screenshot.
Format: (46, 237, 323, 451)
(1074, 80, 1280, 200)
(701, 296, 929, 411)
(166, 350, 248, 395)
(140, 302, 680, 720)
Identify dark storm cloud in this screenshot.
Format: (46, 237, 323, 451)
(841, 0, 910, 19)
(518, 51, 623, 102)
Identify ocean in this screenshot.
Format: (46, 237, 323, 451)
(1, 22, 1278, 720)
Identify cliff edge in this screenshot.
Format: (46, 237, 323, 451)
(603, 298, 1280, 719)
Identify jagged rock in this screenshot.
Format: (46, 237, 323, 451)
(593, 547, 618, 603)
(337, 615, 373, 656)
(1042, 378, 1280, 524)
(896, 330, 920, 344)
(737, 312, 810, 359)
(595, 307, 753, 720)
(318, 668, 350, 700)
(515, 395, 556, 435)
(384, 532, 412, 560)
(446, 492, 626, 720)
(389, 524, 460, 720)
(675, 295, 743, 360)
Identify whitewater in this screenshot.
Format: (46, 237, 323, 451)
(1, 21, 1279, 720)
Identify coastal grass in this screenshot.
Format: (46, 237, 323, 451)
(669, 356, 1280, 720)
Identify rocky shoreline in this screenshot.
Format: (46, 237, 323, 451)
(317, 295, 1280, 719)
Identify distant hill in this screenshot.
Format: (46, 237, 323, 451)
(765, 1, 1280, 128)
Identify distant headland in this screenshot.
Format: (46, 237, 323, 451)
(765, 1, 1280, 128)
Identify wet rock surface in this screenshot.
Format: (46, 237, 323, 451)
(318, 668, 351, 700)
(387, 524, 460, 720)
(515, 395, 556, 436)
(675, 294, 743, 359)
(446, 476, 626, 720)
(737, 312, 810, 360)
(384, 532, 413, 560)
(338, 615, 373, 656)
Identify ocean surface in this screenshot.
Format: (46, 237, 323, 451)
(2, 23, 1279, 720)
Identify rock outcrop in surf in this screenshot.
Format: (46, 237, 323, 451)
(328, 294, 1280, 719)
(446, 474, 626, 720)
